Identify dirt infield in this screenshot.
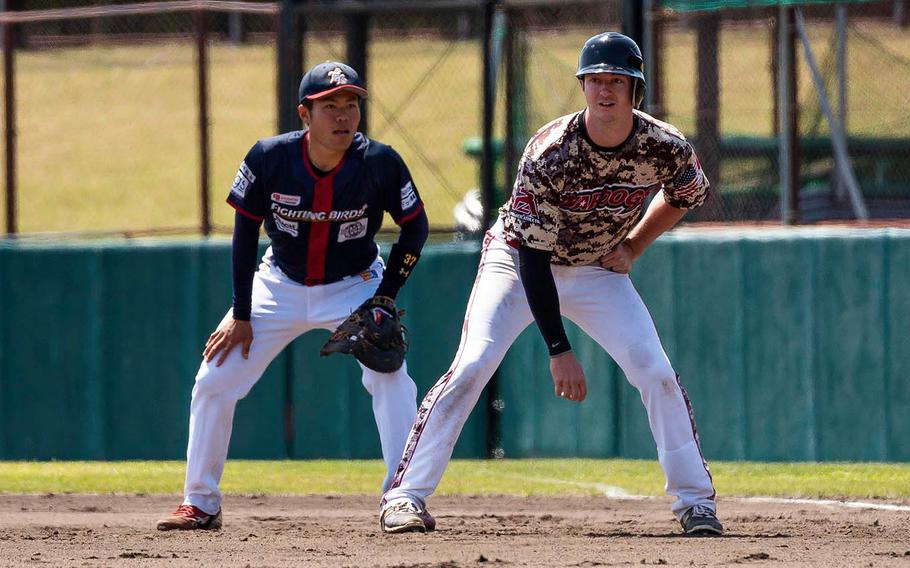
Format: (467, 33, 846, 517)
(0, 494, 907, 567)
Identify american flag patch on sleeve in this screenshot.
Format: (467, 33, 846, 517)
(672, 165, 705, 201)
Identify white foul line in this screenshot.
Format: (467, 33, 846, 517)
(509, 475, 910, 512)
(739, 496, 910, 513)
(504, 474, 643, 499)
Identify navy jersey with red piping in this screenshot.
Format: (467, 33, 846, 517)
(226, 130, 424, 286)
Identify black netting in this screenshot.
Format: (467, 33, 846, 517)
(658, 2, 910, 222)
(2, 0, 908, 235)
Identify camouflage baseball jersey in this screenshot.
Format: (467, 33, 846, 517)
(499, 109, 709, 266)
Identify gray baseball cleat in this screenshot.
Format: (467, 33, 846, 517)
(380, 499, 436, 533)
(680, 504, 724, 536)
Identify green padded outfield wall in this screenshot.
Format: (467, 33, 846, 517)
(0, 239, 486, 461)
(499, 228, 910, 462)
(0, 228, 908, 461)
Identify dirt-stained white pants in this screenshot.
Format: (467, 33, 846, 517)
(183, 250, 418, 515)
(383, 234, 715, 520)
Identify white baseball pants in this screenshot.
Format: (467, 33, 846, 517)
(183, 250, 418, 515)
(384, 235, 716, 519)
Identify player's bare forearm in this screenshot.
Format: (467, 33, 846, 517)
(624, 190, 686, 257)
(599, 192, 685, 273)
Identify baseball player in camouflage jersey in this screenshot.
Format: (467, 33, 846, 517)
(379, 33, 722, 536)
(157, 61, 428, 531)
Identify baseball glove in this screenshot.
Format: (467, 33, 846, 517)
(320, 296, 408, 373)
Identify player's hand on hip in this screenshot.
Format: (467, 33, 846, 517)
(550, 351, 587, 402)
(599, 241, 637, 274)
(203, 319, 254, 367)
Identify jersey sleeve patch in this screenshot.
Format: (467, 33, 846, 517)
(502, 160, 561, 252)
(231, 161, 256, 199)
(665, 151, 709, 209)
(227, 142, 268, 218)
(400, 181, 418, 211)
(378, 146, 423, 223)
(509, 185, 540, 223)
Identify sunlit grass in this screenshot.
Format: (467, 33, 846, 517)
(1, 459, 908, 501)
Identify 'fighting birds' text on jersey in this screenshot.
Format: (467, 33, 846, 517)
(499, 109, 710, 265)
(227, 131, 424, 285)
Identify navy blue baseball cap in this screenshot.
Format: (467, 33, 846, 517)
(298, 61, 369, 103)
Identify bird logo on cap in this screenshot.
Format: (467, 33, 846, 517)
(328, 67, 349, 85)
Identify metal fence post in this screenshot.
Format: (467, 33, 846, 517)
(834, 4, 847, 200)
(195, 9, 211, 236)
(229, 11, 246, 44)
(695, 12, 720, 218)
(4, 20, 16, 236)
(642, 0, 658, 116)
(481, 0, 496, 233)
(896, 0, 909, 27)
(481, 0, 500, 458)
(346, 10, 369, 135)
(503, 8, 518, 187)
(777, 5, 799, 224)
(622, 0, 644, 47)
(278, 0, 304, 459)
(277, 0, 304, 135)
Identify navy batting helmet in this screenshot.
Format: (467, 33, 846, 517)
(576, 32, 646, 108)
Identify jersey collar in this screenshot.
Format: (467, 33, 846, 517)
(302, 130, 349, 179)
(578, 110, 640, 153)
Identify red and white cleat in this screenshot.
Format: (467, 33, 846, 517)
(156, 504, 223, 531)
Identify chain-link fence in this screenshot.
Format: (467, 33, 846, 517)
(1, 1, 278, 235)
(0, 0, 493, 235)
(295, 5, 487, 235)
(655, 1, 910, 222)
(2, 0, 909, 236)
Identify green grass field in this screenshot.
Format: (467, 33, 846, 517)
(1, 459, 908, 501)
(4, 21, 910, 234)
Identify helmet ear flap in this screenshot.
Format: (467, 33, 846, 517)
(632, 78, 646, 109)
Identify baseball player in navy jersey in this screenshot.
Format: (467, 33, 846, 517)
(379, 33, 723, 536)
(157, 61, 428, 531)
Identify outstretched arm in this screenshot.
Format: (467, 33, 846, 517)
(518, 245, 587, 402)
(203, 211, 260, 366)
